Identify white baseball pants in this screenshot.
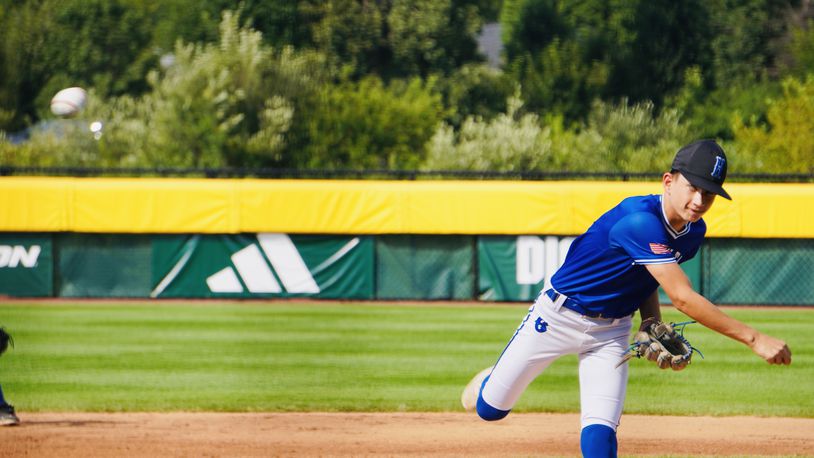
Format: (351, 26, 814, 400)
(481, 292, 633, 430)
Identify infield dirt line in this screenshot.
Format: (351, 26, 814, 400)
(2, 412, 813, 457)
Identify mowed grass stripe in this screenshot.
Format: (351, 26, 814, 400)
(0, 302, 811, 416)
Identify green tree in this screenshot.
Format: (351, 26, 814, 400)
(436, 63, 515, 129)
(666, 0, 798, 141)
(501, 0, 569, 59)
(475, 0, 503, 21)
(1, 0, 63, 131)
(779, 17, 814, 78)
(669, 66, 781, 139)
(237, 0, 312, 49)
(150, 0, 228, 50)
(509, 38, 609, 122)
(500, 0, 622, 120)
(106, 10, 327, 168)
(294, 0, 485, 79)
(500, 0, 772, 122)
(387, 0, 483, 76)
(604, 0, 712, 108)
(299, 0, 388, 78)
(706, 0, 798, 87)
(298, 76, 444, 169)
(733, 76, 814, 173)
(0, 0, 157, 131)
(1, 10, 325, 169)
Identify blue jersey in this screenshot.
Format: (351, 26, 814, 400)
(549, 194, 705, 317)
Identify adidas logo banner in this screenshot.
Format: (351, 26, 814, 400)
(151, 233, 374, 299)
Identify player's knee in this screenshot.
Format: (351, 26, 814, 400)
(475, 376, 510, 421)
(580, 424, 617, 458)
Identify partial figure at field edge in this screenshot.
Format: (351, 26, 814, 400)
(0, 326, 20, 426)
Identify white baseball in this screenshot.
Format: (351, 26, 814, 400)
(50, 87, 87, 117)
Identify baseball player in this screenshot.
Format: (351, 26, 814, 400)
(461, 139, 792, 457)
(0, 327, 19, 426)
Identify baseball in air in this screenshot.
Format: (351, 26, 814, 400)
(50, 87, 87, 117)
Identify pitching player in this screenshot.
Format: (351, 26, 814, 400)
(461, 139, 792, 457)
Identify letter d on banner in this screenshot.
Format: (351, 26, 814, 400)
(516, 236, 545, 285)
(515, 236, 575, 286)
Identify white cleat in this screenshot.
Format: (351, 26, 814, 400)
(460, 367, 493, 412)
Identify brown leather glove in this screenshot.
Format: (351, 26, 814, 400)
(617, 318, 698, 371)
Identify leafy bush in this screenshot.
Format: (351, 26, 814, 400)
(670, 66, 780, 140)
(299, 76, 444, 170)
(423, 95, 559, 172)
(562, 100, 693, 173)
(424, 95, 693, 174)
(0, 116, 101, 167)
(733, 76, 814, 173)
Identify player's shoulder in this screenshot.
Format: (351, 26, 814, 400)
(608, 195, 665, 237)
(614, 194, 708, 239)
(615, 195, 663, 224)
(617, 194, 661, 212)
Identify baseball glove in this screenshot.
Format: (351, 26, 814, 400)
(616, 318, 702, 371)
(0, 327, 13, 357)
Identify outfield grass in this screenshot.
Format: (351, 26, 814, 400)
(0, 301, 811, 416)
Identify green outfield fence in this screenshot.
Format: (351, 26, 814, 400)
(1, 232, 812, 305)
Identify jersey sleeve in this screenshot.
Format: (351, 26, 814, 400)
(608, 212, 676, 265)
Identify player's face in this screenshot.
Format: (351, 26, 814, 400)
(663, 172, 716, 225)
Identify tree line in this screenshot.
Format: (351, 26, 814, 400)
(2, 0, 814, 175)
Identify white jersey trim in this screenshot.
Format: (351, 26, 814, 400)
(659, 195, 691, 239)
(633, 258, 677, 265)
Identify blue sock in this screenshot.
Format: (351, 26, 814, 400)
(580, 424, 617, 458)
(475, 375, 511, 421)
(0, 384, 6, 405)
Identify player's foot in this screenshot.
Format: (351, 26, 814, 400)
(0, 403, 20, 426)
(461, 367, 492, 412)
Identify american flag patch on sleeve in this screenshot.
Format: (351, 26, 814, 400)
(649, 242, 672, 255)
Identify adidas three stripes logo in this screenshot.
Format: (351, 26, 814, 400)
(207, 233, 320, 294)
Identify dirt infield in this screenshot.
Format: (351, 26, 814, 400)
(2, 412, 813, 457)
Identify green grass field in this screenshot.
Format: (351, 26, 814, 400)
(0, 301, 811, 416)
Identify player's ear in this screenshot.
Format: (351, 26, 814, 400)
(662, 172, 674, 192)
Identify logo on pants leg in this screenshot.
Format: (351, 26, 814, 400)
(535, 317, 548, 333)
